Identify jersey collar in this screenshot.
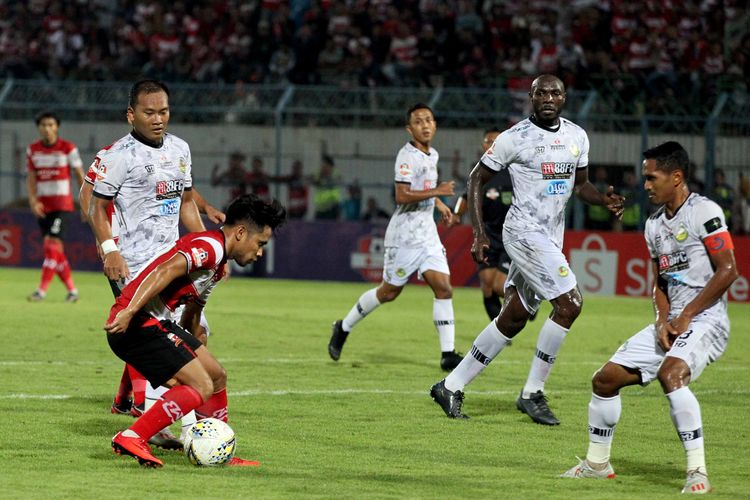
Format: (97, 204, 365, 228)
(529, 114, 561, 133)
(130, 130, 164, 149)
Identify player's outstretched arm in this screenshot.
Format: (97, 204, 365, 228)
(192, 187, 226, 224)
(468, 161, 494, 264)
(105, 253, 189, 334)
(573, 169, 624, 218)
(394, 181, 455, 205)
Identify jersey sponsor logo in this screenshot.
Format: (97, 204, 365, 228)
(550, 144, 566, 151)
(545, 180, 569, 195)
(160, 198, 180, 215)
(399, 163, 411, 176)
(144, 164, 155, 174)
(535, 146, 545, 153)
(703, 217, 722, 233)
(675, 223, 688, 242)
(191, 247, 209, 267)
(541, 162, 575, 179)
(658, 251, 689, 273)
(156, 179, 184, 200)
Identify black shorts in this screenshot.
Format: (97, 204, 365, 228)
(37, 211, 70, 239)
(477, 230, 511, 274)
(107, 319, 203, 388)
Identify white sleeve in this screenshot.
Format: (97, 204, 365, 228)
(577, 131, 589, 169)
(691, 199, 728, 239)
(394, 148, 413, 183)
(184, 146, 193, 189)
(644, 219, 657, 259)
(93, 149, 128, 198)
(68, 146, 83, 169)
(480, 132, 514, 172)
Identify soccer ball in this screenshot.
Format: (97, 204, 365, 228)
(183, 418, 236, 466)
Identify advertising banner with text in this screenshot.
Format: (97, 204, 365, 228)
(1, 209, 747, 302)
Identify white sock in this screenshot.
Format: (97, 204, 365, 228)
(586, 393, 621, 465)
(433, 298, 455, 352)
(667, 387, 706, 473)
(180, 411, 197, 439)
(144, 383, 168, 411)
(444, 320, 511, 392)
(522, 318, 568, 398)
(342, 288, 380, 332)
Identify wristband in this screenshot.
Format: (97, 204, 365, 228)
(100, 239, 118, 255)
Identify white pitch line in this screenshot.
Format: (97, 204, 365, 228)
(3, 388, 750, 400)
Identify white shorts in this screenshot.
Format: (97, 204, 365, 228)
(610, 316, 729, 385)
(382, 244, 450, 286)
(504, 233, 577, 313)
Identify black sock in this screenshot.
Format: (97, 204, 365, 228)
(483, 293, 502, 320)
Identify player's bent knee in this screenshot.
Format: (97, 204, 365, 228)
(657, 358, 691, 392)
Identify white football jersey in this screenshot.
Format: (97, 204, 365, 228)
(481, 117, 589, 247)
(92, 132, 193, 275)
(384, 142, 442, 248)
(645, 193, 730, 321)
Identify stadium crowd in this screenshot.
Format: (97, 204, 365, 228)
(1, 0, 748, 102)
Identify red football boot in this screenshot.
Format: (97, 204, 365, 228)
(112, 432, 163, 468)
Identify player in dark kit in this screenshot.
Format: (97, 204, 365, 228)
(455, 128, 513, 319)
(106, 194, 286, 467)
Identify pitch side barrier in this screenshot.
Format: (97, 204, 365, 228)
(1, 210, 747, 302)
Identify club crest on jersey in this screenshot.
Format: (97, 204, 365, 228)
(191, 247, 209, 267)
(541, 162, 575, 179)
(558, 266, 569, 277)
(399, 163, 411, 176)
(179, 157, 188, 173)
(674, 223, 688, 242)
(658, 251, 689, 273)
(569, 144, 581, 157)
(396, 268, 406, 278)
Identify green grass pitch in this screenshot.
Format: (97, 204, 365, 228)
(1, 267, 748, 498)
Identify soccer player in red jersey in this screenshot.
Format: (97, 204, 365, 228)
(26, 111, 84, 302)
(107, 194, 286, 467)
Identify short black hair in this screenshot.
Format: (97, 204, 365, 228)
(35, 111, 60, 126)
(225, 194, 286, 232)
(406, 103, 434, 125)
(128, 79, 170, 109)
(643, 141, 689, 177)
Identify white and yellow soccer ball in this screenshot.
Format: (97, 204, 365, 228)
(183, 418, 236, 466)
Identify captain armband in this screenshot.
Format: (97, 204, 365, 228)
(703, 231, 734, 255)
